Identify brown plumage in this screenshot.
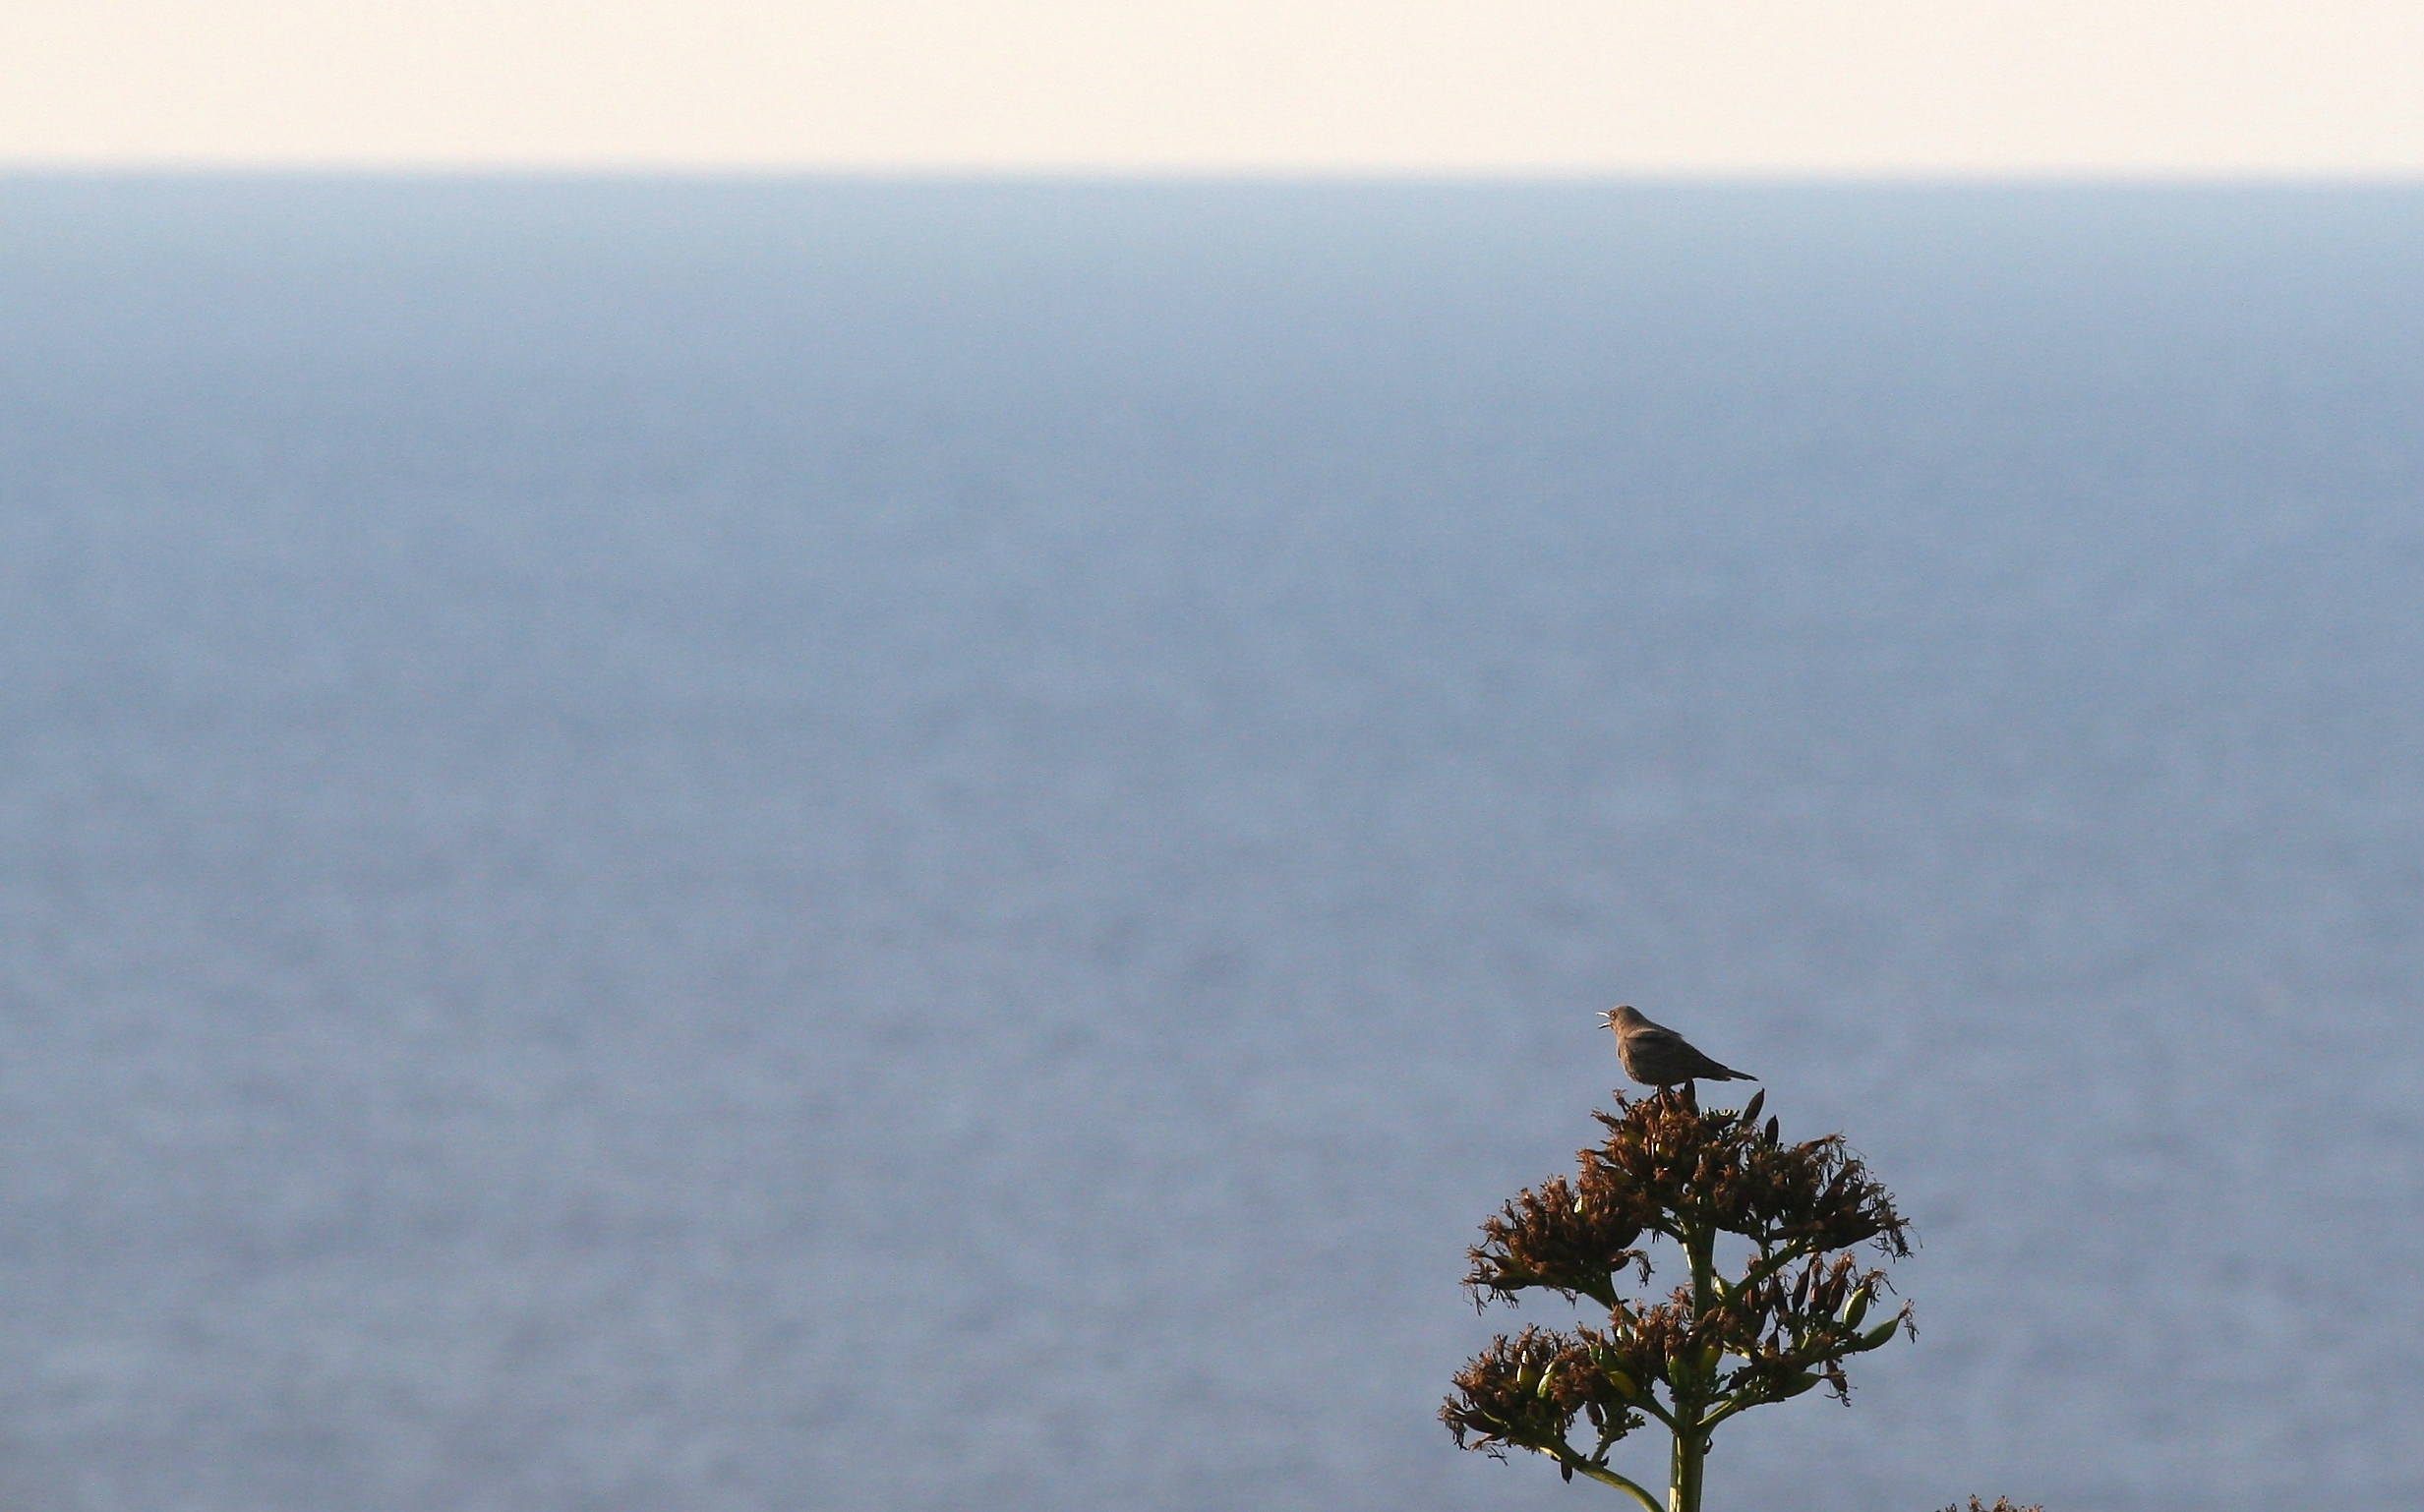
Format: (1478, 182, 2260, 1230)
(1600, 1005, 1756, 1089)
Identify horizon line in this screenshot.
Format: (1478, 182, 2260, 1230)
(8, 161, 2424, 187)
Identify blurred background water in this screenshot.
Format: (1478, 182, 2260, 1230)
(0, 178, 2418, 1512)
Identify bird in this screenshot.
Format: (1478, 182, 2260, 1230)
(1600, 1005, 1756, 1091)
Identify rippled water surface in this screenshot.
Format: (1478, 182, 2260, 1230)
(1, 179, 2420, 1511)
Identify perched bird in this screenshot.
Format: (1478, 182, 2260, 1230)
(1600, 1005, 1756, 1090)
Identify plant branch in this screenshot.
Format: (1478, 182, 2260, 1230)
(1535, 1447, 1664, 1512)
(1736, 1239, 1816, 1294)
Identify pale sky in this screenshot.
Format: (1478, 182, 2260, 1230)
(5, 0, 2422, 174)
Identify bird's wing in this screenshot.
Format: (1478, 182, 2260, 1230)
(1683, 1047, 1746, 1077)
(1628, 1024, 1691, 1055)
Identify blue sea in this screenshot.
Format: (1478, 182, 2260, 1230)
(1, 178, 2419, 1511)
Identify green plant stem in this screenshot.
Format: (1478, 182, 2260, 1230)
(1686, 1227, 1717, 1314)
(1666, 1422, 1705, 1512)
(1736, 1241, 1812, 1294)
(1665, 1224, 1718, 1512)
(1553, 1452, 1664, 1512)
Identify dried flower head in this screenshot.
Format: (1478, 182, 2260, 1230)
(1446, 1088, 1917, 1511)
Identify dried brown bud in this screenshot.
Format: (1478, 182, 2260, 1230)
(1465, 1173, 1649, 1308)
(1579, 1089, 1912, 1259)
(1439, 1325, 1650, 1460)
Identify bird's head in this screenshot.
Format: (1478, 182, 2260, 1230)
(1602, 1005, 1644, 1030)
